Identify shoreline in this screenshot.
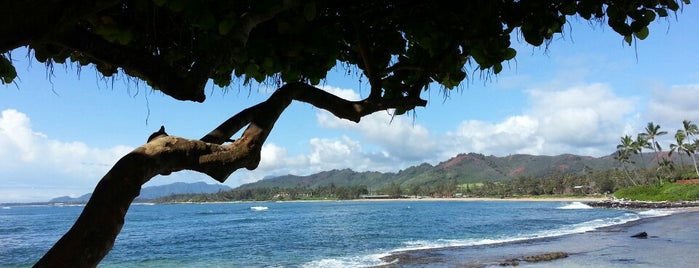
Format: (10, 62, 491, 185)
(1, 196, 607, 208)
(376, 209, 699, 267)
(350, 196, 609, 203)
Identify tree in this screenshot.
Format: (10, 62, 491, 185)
(682, 120, 699, 176)
(640, 122, 669, 164)
(1, 1, 691, 267)
(634, 133, 651, 167)
(384, 182, 403, 198)
(615, 135, 638, 185)
(669, 128, 697, 171)
(670, 129, 688, 165)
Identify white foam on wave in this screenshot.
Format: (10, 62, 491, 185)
(638, 209, 675, 217)
(391, 212, 647, 254)
(399, 239, 463, 250)
(301, 252, 389, 268)
(558, 201, 593, 210)
(303, 208, 671, 268)
(249, 206, 268, 211)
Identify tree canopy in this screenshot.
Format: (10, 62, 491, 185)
(1, 0, 689, 104)
(1, 0, 691, 267)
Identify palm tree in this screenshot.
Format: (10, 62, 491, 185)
(634, 134, 650, 167)
(682, 120, 699, 176)
(669, 129, 688, 165)
(641, 122, 668, 163)
(657, 157, 675, 182)
(683, 120, 699, 136)
(615, 135, 638, 185)
(641, 122, 668, 184)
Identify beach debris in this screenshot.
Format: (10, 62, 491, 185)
(499, 259, 519, 266)
(522, 252, 568, 262)
(499, 252, 569, 266)
(631, 231, 648, 239)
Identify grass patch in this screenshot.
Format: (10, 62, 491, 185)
(614, 183, 699, 201)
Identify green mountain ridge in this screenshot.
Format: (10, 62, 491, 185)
(237, 152, 623, 191)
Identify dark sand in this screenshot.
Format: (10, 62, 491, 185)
(379, 210, 699, 267)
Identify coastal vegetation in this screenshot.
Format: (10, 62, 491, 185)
(614, 183, 699, 202)
(154, 121, 699, 204)
(609, 120, 699, 201)
(154, 155, 699, 203)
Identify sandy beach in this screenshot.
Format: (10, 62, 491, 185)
(378, 208, 699, 268)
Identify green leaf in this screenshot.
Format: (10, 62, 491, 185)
(469, 48, 486, 65)
(0, 56, 17, 84)
(493, 62, 503, 74)
(520, 21, 544, 46)
(624, 35, 633, 46)
(668, 0, 680, 11)
(503, 48, 517, 61)
(643, 10, 656, 22)
(309, 77, 320, 85)
(634, 26, 650, 40)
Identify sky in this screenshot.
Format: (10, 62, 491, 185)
(2, 8, 699, 203)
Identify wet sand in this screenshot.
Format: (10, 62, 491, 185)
(379, 210, 699, 267)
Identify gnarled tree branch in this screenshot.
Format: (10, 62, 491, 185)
(35, 82, 426, 267)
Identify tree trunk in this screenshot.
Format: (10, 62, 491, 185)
(34, 137, 261, 267)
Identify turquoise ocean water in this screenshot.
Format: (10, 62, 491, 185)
(0, 201, 668, 267)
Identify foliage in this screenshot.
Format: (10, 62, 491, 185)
(241, 153, 623, 192)
(155, 184, 368, 202)
(613, 183, 699, 201)
(1, 0, 691, 103)
(615, 120, 699, 184)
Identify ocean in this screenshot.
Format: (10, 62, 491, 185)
(0, 200, 669, 267)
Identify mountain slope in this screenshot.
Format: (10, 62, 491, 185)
(49, 182, 231, 203)
(237, 152, 621, 190)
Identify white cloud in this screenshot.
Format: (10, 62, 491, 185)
(227, 135, 402, 186)
(316, 86, 437, 161)
(0, 109, 133, 202)
(308, 136, 358, 164)
(446, 115, 543, 157)
(529, 83, 635, 146)
(648, 84, 699, 124)
(320, 85, 362, 100)
(445, 83, 637, 157)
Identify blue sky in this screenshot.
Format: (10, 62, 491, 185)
(2, 8, 699, 202)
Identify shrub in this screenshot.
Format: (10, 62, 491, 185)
(614, 183, 699, 201)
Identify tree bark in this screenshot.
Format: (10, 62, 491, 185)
(34, 82, 426, 267)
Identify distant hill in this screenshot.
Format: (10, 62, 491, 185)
(236, 152, 626, 191)
(49, 182, 231, 203)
